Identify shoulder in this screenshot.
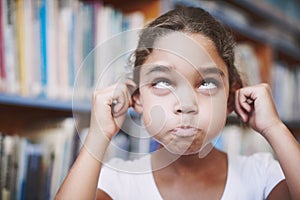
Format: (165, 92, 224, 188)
(230, 152, 279, 169)
(228, 152, 284, 182)
(98, 155, 156, 199)
(225, 152, 285, 199)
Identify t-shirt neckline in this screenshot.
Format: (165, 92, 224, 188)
(148, 154, 230, 200)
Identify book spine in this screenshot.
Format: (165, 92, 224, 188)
(23, 144, 43, 200)
(31, 0, 42, 97)
(2, 136, 15, 200)
(0, 134, 3, 200)
(68, 7, 76, 99)
(57, 5, 71, 100)
(15, 0, 26, 96)
(16, 138, 28, 200)
(45, 0, 58, 99)
(0, 0, 6, 93)
(39, 0, 47, 97)
(79, 3, 95, 99)
(23, 0, 34, 97)
(2, 0, 19, 94)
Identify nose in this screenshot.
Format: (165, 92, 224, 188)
(174, 87, 198, 114)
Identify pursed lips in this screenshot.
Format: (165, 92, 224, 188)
(170, 126, 199, 137)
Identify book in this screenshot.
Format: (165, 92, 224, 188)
(234, 43, 261, 86)
(16, 137, 29, 200)
(74, 2, 95, 100)
(1, 0, 148, 102)
(0, 0, 6, 93)
(218, 125, 273, 156)
(57, 1, 73, 100)
(0, 118, 78, 200)
(294, 67, 300, 120)
(45, 0, 59, 99)
(1, 135, 19, 200)
(23, 118, 76, 199)
(39, 0, 47, 97)
(23, 143, 44, 200)
(23, 0, 42, 97)
(15, 0, 26, 96)
(2, 0, 19, 94)
(272, 62, 295, 121)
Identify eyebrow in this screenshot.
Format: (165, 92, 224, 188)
(145, 65, 171, 75)
(200, 67, 225, 77)
(145, 64, 225, 77)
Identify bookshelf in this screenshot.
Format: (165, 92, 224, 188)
(0, 1, 151, 198)
(0, 0, 300, 198)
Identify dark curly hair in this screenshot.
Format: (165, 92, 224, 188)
(132, 6, 242, 111)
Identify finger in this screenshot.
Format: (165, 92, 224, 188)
(238, 88, 253, 113)
(112, 89, 127, 115)
(234, 89, 249, 123)
(112, 84, 133, 117)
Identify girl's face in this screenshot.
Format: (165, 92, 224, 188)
(134, 32, 230, 155)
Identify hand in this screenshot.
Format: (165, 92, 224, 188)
(234, 83, 282, 137)
(89, 80, 137, 140)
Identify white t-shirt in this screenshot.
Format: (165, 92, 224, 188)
(98, 153, 285, 200)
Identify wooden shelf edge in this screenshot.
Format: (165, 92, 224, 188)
(0, 94, 91, 113)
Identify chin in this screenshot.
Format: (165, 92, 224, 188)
(162, 143, 202, 156)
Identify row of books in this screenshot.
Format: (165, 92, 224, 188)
(272, 62, 300, 121)
(0, 0, 145, 101)
(216, 124, 274, 156)
(0, 113, 161, 200)
(0, 118, 78, 200)
(265, 0, 300, 21)
(234, 42, 300, 122)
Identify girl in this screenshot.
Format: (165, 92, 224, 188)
(56, 6, 300, 200)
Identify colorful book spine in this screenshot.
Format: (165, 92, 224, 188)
(39, 0, 47, 97)
(0, 0, 147, 102)
(68, 8, 76, 99)
(15, 0, 26, 96)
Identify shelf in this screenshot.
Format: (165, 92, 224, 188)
(172, 0, 300, 62)
(211, 11, 300, 61)
(230, 0, 300, 35)
(0, 94, 91, 113)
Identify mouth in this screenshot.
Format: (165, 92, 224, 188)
(170, 126, 199, 137)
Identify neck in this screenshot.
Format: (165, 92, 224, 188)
(151, 144, 225, 173)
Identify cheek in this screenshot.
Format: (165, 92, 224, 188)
(203, 93, 228, 141)
(141, 96, 171, 136)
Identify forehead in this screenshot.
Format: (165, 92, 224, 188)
(142, 32, 228, 76)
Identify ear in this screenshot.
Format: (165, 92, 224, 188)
(132, 91, 143, 114)
(227, 80, 243, 114)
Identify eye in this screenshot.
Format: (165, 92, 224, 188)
(199, 79, 219, 90)
(152, 79, 173, 90)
